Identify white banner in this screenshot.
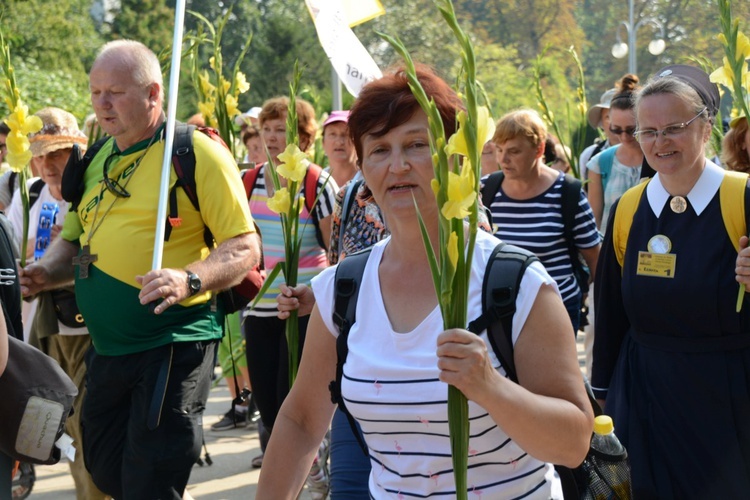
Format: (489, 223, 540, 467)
(305, 0, 383, 98)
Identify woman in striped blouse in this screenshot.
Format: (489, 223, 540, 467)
(482, 109, 601, 334)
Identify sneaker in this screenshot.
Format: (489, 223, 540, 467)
(211, 408, 248, 431)
(251, 453, 264, 469)
(305, 437, 330, 500)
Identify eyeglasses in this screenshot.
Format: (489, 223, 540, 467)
(609, 125, 636, 137)
(633, 107, 707, 144)
(102, 152, 131, 198)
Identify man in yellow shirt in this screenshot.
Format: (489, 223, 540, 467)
(20, 40, 260, 499)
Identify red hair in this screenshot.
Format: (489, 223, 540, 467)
(348, 64, 464, 163)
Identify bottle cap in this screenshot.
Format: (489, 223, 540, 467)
(594, 415, 614, 435)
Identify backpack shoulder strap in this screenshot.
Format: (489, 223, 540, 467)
(481, 171, 504, 210)
(8, 171, 17, 194)
(61, 137, 110, 211)
(560, 174, 588, 291)
(720, 170, 748, 254)
(166, 123, 212, 245)
(598, 145, 618, 194)
(560, 174, 582, 243)
(28, 178, 46, 209)
(467, 242, 539, 383)
(241, 166, 262, 201)
(612, 179, 649, 268)
(329, 247, 374, 455)
(304, 163, 324, 215)
(303, 163, 327, 249)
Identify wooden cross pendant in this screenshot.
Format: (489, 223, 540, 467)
(72, 245, 98, 279)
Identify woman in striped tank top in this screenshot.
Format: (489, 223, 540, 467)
(257, 65, 593, 499)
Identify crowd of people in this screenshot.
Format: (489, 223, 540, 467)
(1, 35, 750, 500)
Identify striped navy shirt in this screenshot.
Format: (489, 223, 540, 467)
(481, 171, 601, 305)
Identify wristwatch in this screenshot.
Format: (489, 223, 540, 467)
(185, 270, 202, 297)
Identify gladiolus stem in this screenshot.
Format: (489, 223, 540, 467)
(448, 386, 469, 500)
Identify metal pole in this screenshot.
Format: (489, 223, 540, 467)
(331, 66, 342, 110)
(152, 0, 186, 271)
(628, 0, 636, 74)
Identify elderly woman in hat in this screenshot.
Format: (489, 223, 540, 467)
(594, 65, 750, 497)
(9, 107, 107, 499)
(579, 87, 619, 178)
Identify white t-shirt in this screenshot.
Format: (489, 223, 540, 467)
(312, 229, 563, 499)
(9, 181, 88, 339)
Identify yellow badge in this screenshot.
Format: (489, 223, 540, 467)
(647, 235, 672, 254)
(637, 251, 676, 278)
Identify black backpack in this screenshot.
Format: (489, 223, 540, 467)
(329, 241, 603, 499)
(0, 212, 77, 465)
(481, 171, 590, 294)
(61, 124, 264, 313)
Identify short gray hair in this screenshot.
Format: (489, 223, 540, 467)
(635, 77, 710, 125)
(93, 40, 164, 102)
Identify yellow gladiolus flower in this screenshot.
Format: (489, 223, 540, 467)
(220, 77, 231, 94)
(476, 105, 495, 149)
(236, 72, 250, 94)
(445, 106, 495, 158)
(225, 94, 239, 117)
(209, 56, 216, 71)
(298, 196, 306, 214)
(199, 71, 215, 96)
(431, 178, 440, 197)
(445, 110, 469, 157)
(447, 231, 459, 270)
(198, 100, 216, 119)
(6, 130, 32, 172)
(4, 102, 42, 172)
(710, 57, 733, 87)
(267, 187, 291, 214)
(737, 31, 750, 61)
(440, 161, 476, 220)
(276, 144, 308, 182)
(6, 102, 43, 135)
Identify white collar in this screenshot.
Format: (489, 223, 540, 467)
(646, 159, 724, 217)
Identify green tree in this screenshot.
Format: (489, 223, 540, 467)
(0, 0, 101, 81)
(107, 0, 174, 53)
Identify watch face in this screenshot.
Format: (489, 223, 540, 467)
(187, 272, 201, 294)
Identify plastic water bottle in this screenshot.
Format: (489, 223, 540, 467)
(585, 415, 632, 500)
(591, 415, 625, 455)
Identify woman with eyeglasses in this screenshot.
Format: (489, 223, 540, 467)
(592, 65, 750, 497)
(586, 74, 644, 230)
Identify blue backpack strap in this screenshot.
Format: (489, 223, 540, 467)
(597, 145, 619, 195)
(330, 247, 374, 455)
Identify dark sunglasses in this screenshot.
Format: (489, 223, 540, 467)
(102, 152, 131, 198)
(609, 126, 636, 136)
